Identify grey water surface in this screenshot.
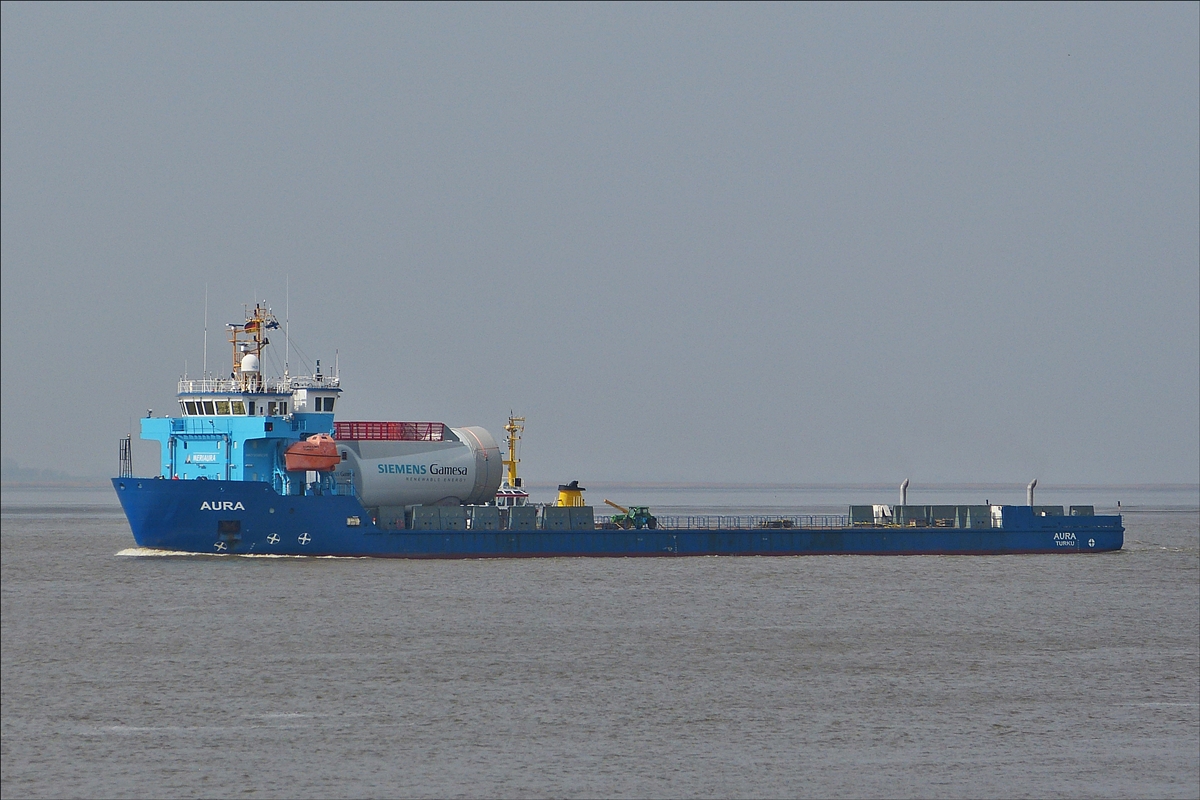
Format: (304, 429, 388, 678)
(2, 486, 1197, 799)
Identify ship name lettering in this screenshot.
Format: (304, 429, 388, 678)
(1053, 532, 1076, 541)
(200, 501, 245, 511)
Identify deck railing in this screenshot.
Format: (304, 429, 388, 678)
(178, 377, 289, 394)
(334, 421, 446, 442)
(177, 375, 339, 394)
(595, 514, 850, 530)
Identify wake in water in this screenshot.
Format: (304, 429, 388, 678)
(115, 547, 364, 558)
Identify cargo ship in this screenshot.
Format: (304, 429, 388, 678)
(112, 303, 1124, 557)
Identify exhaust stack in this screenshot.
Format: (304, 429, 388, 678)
(900, 478, 909, 506)
(1027, 479, 1038, 507)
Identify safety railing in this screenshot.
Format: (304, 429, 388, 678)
(177, 375, 337, 394)
(595, 514, 851, 530)
(334, 421, 445, 442)
(178, 377, 293, 394)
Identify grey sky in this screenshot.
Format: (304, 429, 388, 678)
(2, 2, 1197, 485)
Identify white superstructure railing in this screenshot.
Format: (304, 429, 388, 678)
(177, 375, 340, 394)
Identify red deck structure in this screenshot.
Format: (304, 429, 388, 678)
(333, 421, 446, 442)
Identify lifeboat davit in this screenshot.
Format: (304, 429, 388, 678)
(284, 433, 340, 472)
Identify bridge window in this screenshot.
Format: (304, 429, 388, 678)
(216, 401, 231, 415)
(185, 401, 199, 415)
(202, 401, 215, 415)
(231, 401, 246, 415)
(248, 401, 256, 415)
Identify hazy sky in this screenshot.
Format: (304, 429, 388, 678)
(2, 2, 1198, 486)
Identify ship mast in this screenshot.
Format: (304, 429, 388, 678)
(227, 303, 279, 392)
(502, 414, 525, 488)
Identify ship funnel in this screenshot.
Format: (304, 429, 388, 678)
(900, 478, 909, 506)
(1027, 478, 1038, 507)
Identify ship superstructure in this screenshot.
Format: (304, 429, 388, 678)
(144, 304, 343, 494)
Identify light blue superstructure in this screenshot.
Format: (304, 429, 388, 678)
(139, 302, 348, 497)
(141, 398, 339, 494)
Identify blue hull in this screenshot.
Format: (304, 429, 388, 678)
(112, 479, 1124, 557)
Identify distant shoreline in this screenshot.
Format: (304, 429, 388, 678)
(1, 479, 113, 490)
(520, 482, 1200, 495)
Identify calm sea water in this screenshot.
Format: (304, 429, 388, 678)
(2, 485, 1197, 799)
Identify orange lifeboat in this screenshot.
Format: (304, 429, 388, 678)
(284, 433, 340, 472)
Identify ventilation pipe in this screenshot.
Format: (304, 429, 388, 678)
(900, 478, 909, 506)
(1027, 479, 1038, 507)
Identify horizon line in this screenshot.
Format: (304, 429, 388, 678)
(4, 478, 1198, 492)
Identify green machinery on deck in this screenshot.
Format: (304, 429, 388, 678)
(603, 499, 658, 529)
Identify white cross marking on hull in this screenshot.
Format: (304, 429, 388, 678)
(267, 533, 280, 544)
(298, 533, 311, 545)
(214, 541, 227, 552)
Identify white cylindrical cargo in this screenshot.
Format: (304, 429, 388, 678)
(334, 425, 502, 508)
